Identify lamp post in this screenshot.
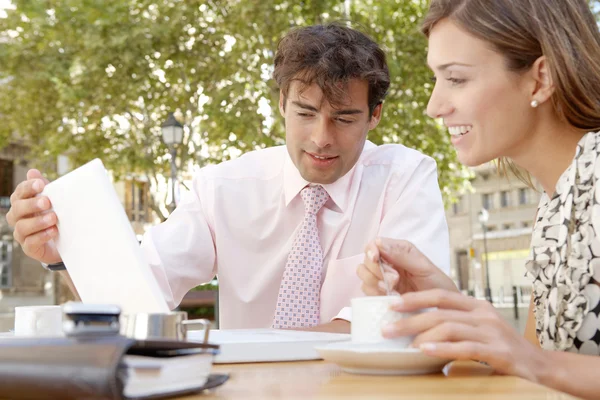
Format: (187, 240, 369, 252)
(161, 112, 184, 213)
(478, 208, 493, 303)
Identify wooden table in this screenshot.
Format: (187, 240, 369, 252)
(178, 360, 579, 400)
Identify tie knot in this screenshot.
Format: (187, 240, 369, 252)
(300, 185, 329, 215)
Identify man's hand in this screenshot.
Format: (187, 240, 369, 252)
(6, 169, 62, 264)
(290, 319, 351, 333)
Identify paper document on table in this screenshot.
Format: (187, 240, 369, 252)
(188, 329, 350, 363)
(42, 159, 169, 314)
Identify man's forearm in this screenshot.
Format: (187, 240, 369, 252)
(296, 319, 350, 333)
(535, 349, 600, 400)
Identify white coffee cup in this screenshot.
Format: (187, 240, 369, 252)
(351, 296, 431, 349)
(14, 305, 64, 337)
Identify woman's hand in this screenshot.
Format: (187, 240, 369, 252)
(357, 237, 458, 295)
(386, 289, 548, 382)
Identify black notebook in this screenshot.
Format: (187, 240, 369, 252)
(0, 335, 227, 400)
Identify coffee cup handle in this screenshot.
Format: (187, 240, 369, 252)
(181, 318, 211, 344)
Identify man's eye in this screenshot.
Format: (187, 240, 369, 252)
(336, 118, 353, 124)
(430, 76, 437, 83)
(297, 113, 313, 117)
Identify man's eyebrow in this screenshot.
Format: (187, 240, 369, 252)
(291, 101, 364, 116)
(291, 101, 319, 112)
(331, 109, 364, 116)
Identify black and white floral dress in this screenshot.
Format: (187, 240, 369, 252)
(525, 131, 600, 355)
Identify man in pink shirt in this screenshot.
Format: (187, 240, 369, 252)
(7, 24, 449, 333)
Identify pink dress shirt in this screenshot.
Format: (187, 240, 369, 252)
(141, 141, 450, 329)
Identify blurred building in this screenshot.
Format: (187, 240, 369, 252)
(446, 163, 542, 304)
(0, 143, 56, 330)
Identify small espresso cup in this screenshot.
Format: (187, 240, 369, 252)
(14, 305, 64, 337)
(351, 296, 430, 349)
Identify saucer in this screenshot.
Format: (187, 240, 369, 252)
(315, 341, 451, 376)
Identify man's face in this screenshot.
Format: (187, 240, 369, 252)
(280, 79, 382, 184)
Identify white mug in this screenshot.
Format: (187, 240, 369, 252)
(14, 305, 64, 337)
(351, 296, 430, 349)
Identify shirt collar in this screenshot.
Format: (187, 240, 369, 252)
(283, 140, 376, 211)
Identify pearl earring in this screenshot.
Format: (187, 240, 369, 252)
(531, 100, 539, 108)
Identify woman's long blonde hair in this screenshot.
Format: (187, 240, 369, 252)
(422, 0, 600, 185)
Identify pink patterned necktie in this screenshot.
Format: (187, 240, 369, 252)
(272, 185, 329, 329)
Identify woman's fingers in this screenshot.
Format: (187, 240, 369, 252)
(381, 309, 479, 338)
(410, 321, 483, 347)
(375, 238, 436, 278)
(390, 289, 484, 313)
(357, 263, 386, 296)
(419, 341, 495, 364)
(363, 242, 383, 278)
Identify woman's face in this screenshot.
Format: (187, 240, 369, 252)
(426, 19, 536, 167)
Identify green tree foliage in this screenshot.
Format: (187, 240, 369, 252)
(0, 0, 470, 220)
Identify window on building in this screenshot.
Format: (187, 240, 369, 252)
(0, 159, 13, 210)
(486, 225, 497, 232)
(502, 223, 514, 231)
(452, 196, 463, 215)
(522, 221, 531, 228)
(500, 191, 510, 208)
(482, 193, 494, 210)
(126, 180, 150, 223)
(0, 240, 12, 288)
(518, 188, 528, 205)
(455, 250, 470, 291)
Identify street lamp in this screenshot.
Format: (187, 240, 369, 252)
(478, 208, 492, 302)
(161, 112, 184, 213)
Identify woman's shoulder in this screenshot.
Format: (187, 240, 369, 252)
(577, 130, 600, 164)
(565, 131, 600, 192)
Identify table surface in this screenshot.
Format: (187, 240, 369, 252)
(177, 360, 579, 400)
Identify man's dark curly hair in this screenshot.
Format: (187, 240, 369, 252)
(273, 23, 390, 117)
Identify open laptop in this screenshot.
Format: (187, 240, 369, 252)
(42, 159, 169, 314)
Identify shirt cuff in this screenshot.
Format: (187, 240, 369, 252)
(331, 306, 352, 323)
(41, 262, 67, 271)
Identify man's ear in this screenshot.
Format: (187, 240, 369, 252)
(529, 56, 555, 105)
(368, 103, 383, 130)
(279, 90, 286, 118)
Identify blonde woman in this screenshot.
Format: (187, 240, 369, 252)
(357, 0, 600, 398)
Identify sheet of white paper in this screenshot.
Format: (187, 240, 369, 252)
(42, 159, 169, 314)
(204, 329, 350, 344)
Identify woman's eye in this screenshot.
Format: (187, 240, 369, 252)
(447, 78, 466, 85)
